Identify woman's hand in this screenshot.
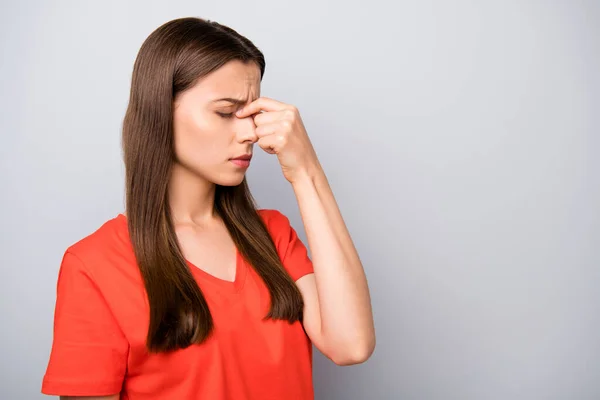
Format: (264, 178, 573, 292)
(236, 97, 321, 184)
(239, 98, 375, 365)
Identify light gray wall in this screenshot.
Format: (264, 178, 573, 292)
(2, 1, 599, 399)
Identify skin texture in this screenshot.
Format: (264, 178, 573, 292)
(61, 59, 375, 399)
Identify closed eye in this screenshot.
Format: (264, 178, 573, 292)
(216, 112, 235, 119)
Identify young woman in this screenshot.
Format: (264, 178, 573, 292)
(41, 17, 375, 400)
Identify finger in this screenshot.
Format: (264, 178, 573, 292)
(236, 97, 291, 118)
(255, 122, 281, 139)
(257, 133, 286, 154)
(252, 110, 288, 126)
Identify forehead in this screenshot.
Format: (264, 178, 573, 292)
(192, 60, 261, 100)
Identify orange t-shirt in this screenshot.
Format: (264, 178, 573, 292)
(42, 209, 315, 399)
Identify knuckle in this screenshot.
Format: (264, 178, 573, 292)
(284, 109, 296, 119)
(276, 134, 287, 144)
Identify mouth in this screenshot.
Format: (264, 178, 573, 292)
(230, 154, 252, 168)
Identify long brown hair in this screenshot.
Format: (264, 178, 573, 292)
(121, 17, 304, 353)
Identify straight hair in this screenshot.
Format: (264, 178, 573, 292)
(121, 17, 304, 353)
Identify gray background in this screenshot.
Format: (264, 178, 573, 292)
(1, 0, 598, 399)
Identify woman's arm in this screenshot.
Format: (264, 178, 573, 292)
(235, 97, 375, 365)
(292, 166, 376, 366)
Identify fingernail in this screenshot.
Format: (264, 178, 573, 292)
(236, 108, 244, 116)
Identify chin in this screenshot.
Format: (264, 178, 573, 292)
(214, 173, 246, 187)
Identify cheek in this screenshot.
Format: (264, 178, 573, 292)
(173, 112, 229, 166)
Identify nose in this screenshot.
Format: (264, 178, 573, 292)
(235, 114, 258, 144)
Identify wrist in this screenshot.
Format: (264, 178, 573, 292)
(290, 163, 324, 186)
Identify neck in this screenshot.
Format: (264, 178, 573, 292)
(168, 162, 217, 225)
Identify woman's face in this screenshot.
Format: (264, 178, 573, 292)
(172, 60, 261, 186)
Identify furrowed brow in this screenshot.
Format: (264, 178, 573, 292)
(211, 97, 247, 106)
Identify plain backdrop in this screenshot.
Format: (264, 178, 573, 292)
(1, 1, 599, 399)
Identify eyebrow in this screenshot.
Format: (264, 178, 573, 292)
(211, 97, 248, 106)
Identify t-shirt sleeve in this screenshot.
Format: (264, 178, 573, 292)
(41, 250, 129, 396)
(264, 209, 315, 282)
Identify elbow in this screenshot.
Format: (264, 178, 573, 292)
(330, 337, 376, 366)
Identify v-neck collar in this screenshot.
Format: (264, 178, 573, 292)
(186, 249, 246, 293)
(116, 213, 247, 294)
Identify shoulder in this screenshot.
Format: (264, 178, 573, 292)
(257, 209, 313, 280)
(257, 208, 305, 251)
(66, 214, 124, 257)
(257, 208, 290, 228)
(257, 208, 298, 239)
(61, 214, 130, 278)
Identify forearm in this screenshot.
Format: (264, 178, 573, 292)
(291, 167, 375, 358)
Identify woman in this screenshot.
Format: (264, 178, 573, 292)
(41, 17, 375, 400)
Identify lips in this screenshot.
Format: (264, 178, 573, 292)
(231, 154, 252, 161)
(230, 153, 252, 168)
